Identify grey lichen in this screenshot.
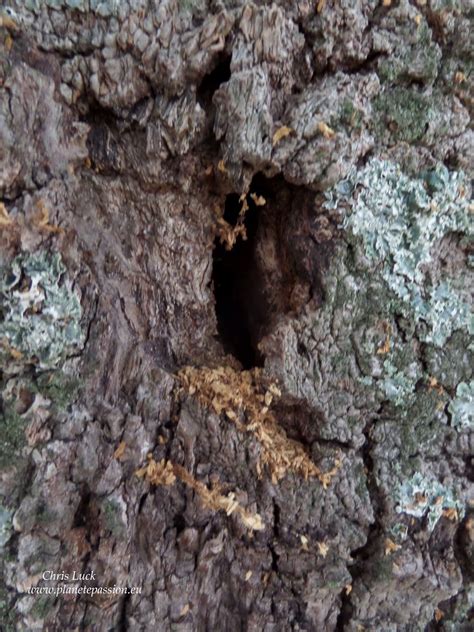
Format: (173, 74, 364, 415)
(0, 251, 84, 372)
(0, 505, 12, 549)
(448, 381, 473, 429)
(378, 359, 419, 407)
(324, 159, 473, 348)
(395, 472, 465, 532)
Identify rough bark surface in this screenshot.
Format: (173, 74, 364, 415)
(0, 1, 472, 631)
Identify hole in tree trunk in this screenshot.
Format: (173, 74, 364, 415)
(197, 53, 231, 108)
(212, 187, 266, 370)
(212, 173, 336, 369)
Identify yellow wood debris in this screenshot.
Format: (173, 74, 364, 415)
(113, 441, 126, 461)
(272, 125, 293, 146)
(136, 456, 265, 531)
(384, 538, 401, 556)
(0, 202, 13, 226)
(318, 121, 335, 139)
(177, 365, 342, 487)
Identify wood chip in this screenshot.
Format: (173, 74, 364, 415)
(113, 441, 126, 460)
(317, 121, 335, 139)
(34, 200, 64, 234)
(0, 202, 13, 226)
(384, 538, 401, 556)
(250, 193, 266, 206)
(0, 15, 19, 31)
(217, 159, 228, 174)
(317, 541, 329, 557)
(272, 126, 293, 146)
(377, 337, 390, 355)
(442, 507, 458, 521)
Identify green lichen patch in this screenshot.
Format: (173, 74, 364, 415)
(329, 98, 363, 132)
(324, 159, 473, 349)
(30, 595, 56, 620)
(102, 498, 125, 536)
(395, 472, 465, 532)
(35, 370, 82, 411)
(448, 381, 473, 429)
(378, 23, 441, 87)
(0, 582, 16, 632)
(372, 87, 432, 143)
(0, 251, 84, 372)
(0, 406, 27, 469)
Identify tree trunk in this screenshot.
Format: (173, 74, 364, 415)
(0, 1, 472, 630)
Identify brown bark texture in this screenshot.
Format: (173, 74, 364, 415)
(0, 1, 473, 631)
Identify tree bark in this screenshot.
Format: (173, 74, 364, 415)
(0, 1, 472, 630)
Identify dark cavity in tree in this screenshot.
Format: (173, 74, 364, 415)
(197, 53, 231, 108)
(212, 182, 266, 370)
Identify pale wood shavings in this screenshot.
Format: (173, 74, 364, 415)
(135, 456, 176, 486)
(136, 456, 264, 531)
(0, 202, 13, 226)
(317, 541, 329, 557)
(217, 159, 228, 174)
(216, 217, 247, 250)
(250, 193, 266, 206)
(113, 441, 126, 460)
(384, 538, 401, 555)
(272, 125, 293, 146)
(0, 14, 19, 32)
(34, 200, 64, 234)
(177, 366, 341, 487)
(317, 121, 336, 139)
(174, 463, 265, 531)
(376, 322, 391, 355)
(215, 192, 252, 250)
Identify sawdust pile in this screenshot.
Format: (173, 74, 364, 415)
(136, 456, 265, 532)
(177, 366, 341, 487)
